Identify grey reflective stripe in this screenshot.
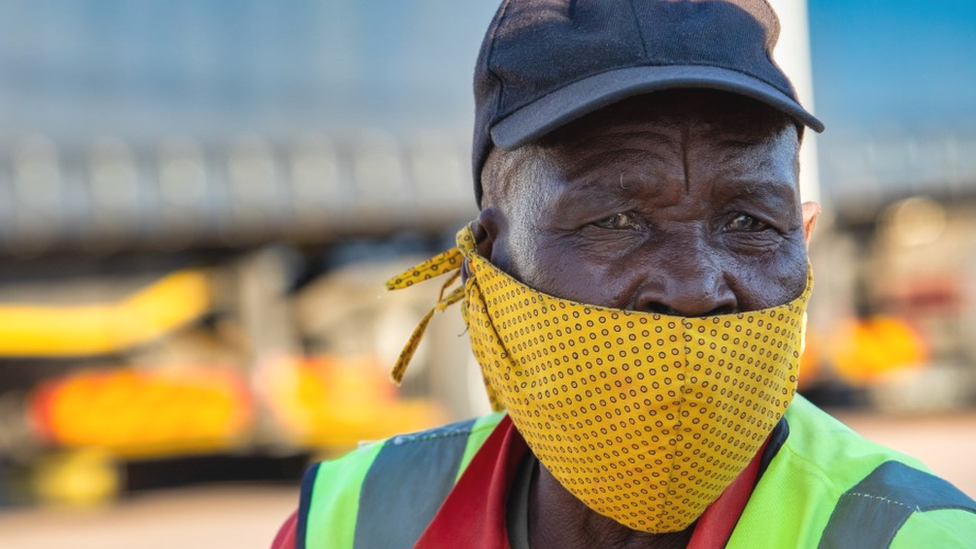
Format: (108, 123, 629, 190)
(296, 462, 321, 549)
(818, 460, 976, 549)
(353, 418, 478, 549)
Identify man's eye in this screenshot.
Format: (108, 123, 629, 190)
(593, 212, 637, 230)
(727, 213, 769, 232)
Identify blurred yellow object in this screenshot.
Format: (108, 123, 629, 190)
(33, 448, 120, 508)
(266, 355, 447, 449)
(29, 368, 252, 458)
(0, 269, 210, 357)
(829, 316, 927, 386)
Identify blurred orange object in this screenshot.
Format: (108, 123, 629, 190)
(28, 368, 252, 458)
(264, 355, 447, 449)
(797, 328, 823, 390)
(829, 316, 928, 386)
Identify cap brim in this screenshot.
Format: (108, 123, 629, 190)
(490, 65, 825, 149)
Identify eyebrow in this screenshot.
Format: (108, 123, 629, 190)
(713, 177, 799, 214)
(549, 175, 641, 217)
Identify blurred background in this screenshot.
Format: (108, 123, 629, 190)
(0, 0, 975, 547)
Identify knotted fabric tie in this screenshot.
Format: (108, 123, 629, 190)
(385, 224, 478, 385)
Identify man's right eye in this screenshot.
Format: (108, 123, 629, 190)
(592, 212, 637, 230)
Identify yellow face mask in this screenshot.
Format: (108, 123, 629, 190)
(387, 223, 812, 534)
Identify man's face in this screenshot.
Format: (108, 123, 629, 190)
(477, 92, 819, 314)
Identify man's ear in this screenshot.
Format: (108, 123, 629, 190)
(474, 207, 501, 259)
(801, 201, 821, 250)
(463, 208, 502, 283)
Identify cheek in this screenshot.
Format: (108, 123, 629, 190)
(514, 239, 639, 307)
(730, 235, 809, 309)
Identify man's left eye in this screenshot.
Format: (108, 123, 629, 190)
(726, 214, 769, 232)
(593, 212, 638, 230)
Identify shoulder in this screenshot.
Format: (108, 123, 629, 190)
(817, 458, 976, 548)
(780, 394, 930, 486)
(751, 395, 976, 548)
(314, 411, 506, 479)
(296, 413, 506, 549)
(307, 411, 505, 487)
(892, 508, 976, 548)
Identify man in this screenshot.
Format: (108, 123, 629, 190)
(274, 1, 976, 547)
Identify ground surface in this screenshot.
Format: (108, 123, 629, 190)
(1, 412, 975, 548)
(0, 485, 297, 549)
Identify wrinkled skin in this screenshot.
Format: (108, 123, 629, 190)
(475, 91, 820, 549)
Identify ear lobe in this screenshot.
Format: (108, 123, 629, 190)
(801, 201, 821, 249)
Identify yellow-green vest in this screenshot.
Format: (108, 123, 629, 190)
(297, 396, 976, 548)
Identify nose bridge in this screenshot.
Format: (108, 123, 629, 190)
(639, 227, 736, 317)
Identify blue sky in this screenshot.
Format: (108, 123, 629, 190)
(809, 0, 976, 134)
(0, 1, 972, 140)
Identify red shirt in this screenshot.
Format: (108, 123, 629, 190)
(272, 416, 765, 549)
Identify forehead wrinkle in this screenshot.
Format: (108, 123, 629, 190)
(719, 176, 798, 207)
(551, 128, 677, 155)
(557, 148, 673, 185)
(549, 130, 679, 181)
(550, 164, 688, 218)
(707, 148, 800, 213)
(549, 179, 638, 219)
(696, 124, 799, 187)
(704, 169, 799, 216)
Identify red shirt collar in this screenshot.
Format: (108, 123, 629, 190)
(414, 415, 767, 549)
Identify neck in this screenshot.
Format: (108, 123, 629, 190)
(528, 464, 694, 549)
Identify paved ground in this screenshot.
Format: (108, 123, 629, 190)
(0, 485, 297, 549)
(1, 412, 975, 548)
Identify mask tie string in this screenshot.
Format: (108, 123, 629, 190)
(385, 224, 478, 384)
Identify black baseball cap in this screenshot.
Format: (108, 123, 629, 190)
(472, 0, 825, 205)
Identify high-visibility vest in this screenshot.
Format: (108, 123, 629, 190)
(297, 396, 976, 548)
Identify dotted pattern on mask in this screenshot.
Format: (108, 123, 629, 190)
(465, 252, 809, 533)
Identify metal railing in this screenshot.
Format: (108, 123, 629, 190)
(820, 134, 976, 223)
(0, 131, 478, 256)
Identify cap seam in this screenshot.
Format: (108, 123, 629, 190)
(487, 0, 516, 131)
(627, 0, 650, 59)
